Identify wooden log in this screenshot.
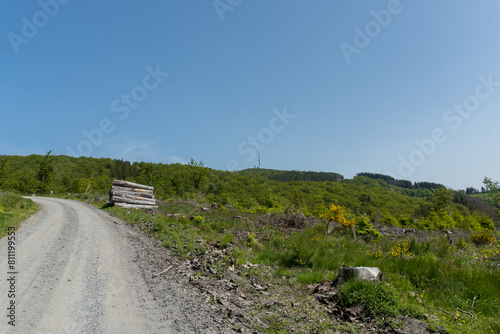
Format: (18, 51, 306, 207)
(112, 180, 154, 191)
(114, 203, 158, 209)
(111, 185, 154, 197)
(111, 196, 156, 206)
(111, 197, 156, 205)
(110, 190, 155, 201)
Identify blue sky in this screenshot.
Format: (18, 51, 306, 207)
(1, 0, 499, 190)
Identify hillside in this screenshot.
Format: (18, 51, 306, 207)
(0, 154, 498, 229)
(1, 153, 499, 332)
(238, 168, 344, 182)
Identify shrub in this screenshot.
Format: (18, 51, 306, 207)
(321, 204, 356, 228)
(247, 232, 262, 248)
(470, 231, 495, 246)
(356, 216, 380, 238)
(193, 215, 205, 224)
(338, 280, 399, 317)
(455, 237, 470, 250)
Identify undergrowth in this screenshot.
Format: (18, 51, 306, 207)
(0, 192, 38, 237)
(99, 200, 499, 333)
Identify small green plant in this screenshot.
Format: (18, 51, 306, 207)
(356, 216, 380, 238)
(338, 280, 400, 317)
(470, 231, 495, 246)
(193, 215, 205, 224)
(247, 232, 262, 248)
(455, 237, 470, 250)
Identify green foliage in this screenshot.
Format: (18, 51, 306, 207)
(483, 177, 500, 209)
(37, 150, 54, 194)
(0, 154, 497, 233)
(338, 280, 400, 317)
(356, 215, 380, 238)
(0, 193, 38, 237)
(432, 187, 453, 211)
(239, 168, 343, 182)
(193, 215, 205, 224)
(247, 232, 262, 248)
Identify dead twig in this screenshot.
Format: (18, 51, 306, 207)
(456, 307, 477, 319)
(438, 307, 464, 321)
(152, 265, 173, 278)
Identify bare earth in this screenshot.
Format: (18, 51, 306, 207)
(0, 197, 234, 334)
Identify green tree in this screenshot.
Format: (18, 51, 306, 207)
(432, 187, 453, 212)
(137, 162, 158, 186)
(188, 158, 207, 193)
(0, 158, 7, 189)
(483, 177, 500, 208)
(37, 150, 54, 194)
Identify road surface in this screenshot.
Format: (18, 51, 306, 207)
(0, 197, 232, 334)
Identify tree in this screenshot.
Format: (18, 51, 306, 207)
(37, 150, 54, 194)
(432, 187, 453, 212)
(0, 157, 7, 189)
(188, 158, 207, 193)
(137, 162, 158, 186)
(483, 177, 500, 208)
(466, 187, 479, 195)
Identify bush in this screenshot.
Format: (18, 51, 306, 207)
(338, 280, 399, 317)
(470, 231, 495, 246)
(193, 215, 205, 224)
(356, 216, 380, 238)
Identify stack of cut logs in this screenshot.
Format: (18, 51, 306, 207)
(109, 180, 156, 209)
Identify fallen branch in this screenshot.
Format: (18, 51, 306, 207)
(456, 307, 477, 319)
(438, 307, 464, 321)
(152, 265, 173, 278)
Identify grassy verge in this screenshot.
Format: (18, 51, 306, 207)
(0, 192, 38, 238)
(93, 199, 499, 333)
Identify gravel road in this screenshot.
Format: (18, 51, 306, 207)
(0, 197, 235, 334)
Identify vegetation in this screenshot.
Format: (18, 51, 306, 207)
(0, 154, 497, 232)
(239, 168, 343, 182)
(1, 153, 499, 332)
(0, 192, 38, 237)
(92, 199, 499, 333)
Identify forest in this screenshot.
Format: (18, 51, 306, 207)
(0, 152, 498, 233)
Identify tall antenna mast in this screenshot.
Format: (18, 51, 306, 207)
(258, 152, 261, 169)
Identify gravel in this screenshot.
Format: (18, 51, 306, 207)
(0, 197, 236, 334)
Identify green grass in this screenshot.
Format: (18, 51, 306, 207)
(95, 199, 499, 333)
(0, 192, 38, 237)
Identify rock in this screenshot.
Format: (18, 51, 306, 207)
(337, 266, 383, 283)
(211, 203, 218, 209)
(66, 193, 71, 196)
(200, 207, 209, 212)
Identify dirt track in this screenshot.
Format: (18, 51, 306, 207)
(0, 197, 234, 334)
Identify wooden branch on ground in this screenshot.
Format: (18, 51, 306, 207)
(456, 307, 477, 319)
(152, 265, 173, 278)
(438, 308, 464, 321)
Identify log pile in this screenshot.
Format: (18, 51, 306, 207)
(109, 180, 156, 209)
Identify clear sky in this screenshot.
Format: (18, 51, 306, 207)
(1, 0, 499, 190)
